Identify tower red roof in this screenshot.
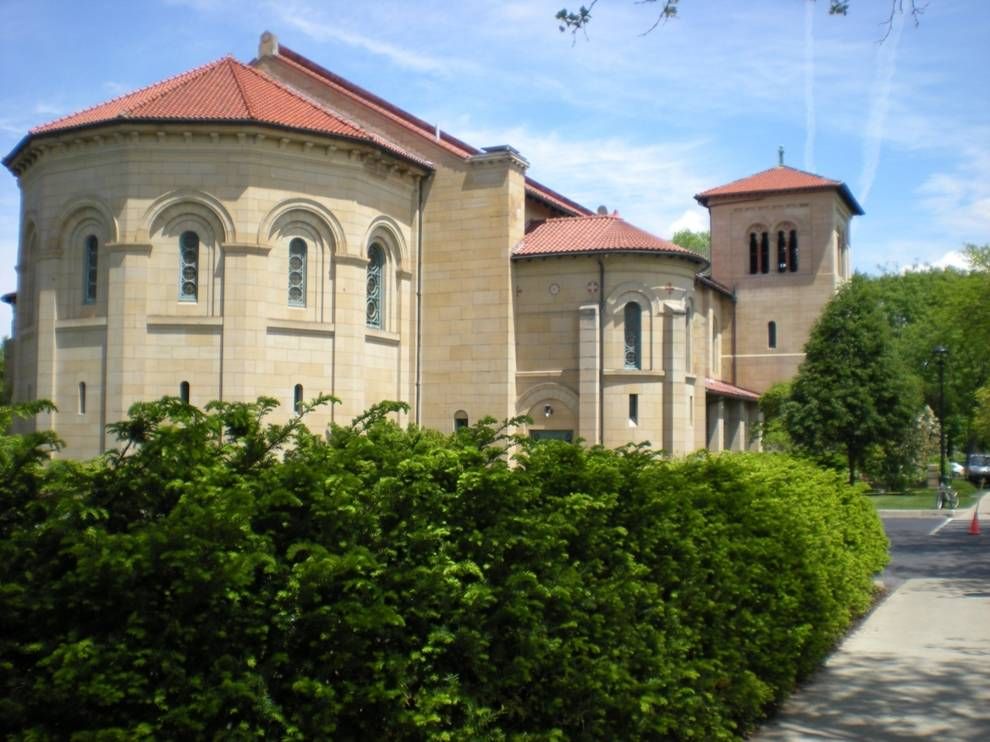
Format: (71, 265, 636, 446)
(695, 165, 863, 215)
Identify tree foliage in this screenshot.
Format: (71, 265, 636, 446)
(670, 228, 710, 259)
(785, 276, 920, 483)
(1, 397, 887, 739)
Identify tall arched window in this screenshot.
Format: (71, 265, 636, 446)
(288, 238, 307, 306)
(83, 235, 98, 303)
(788, 229, 799, 272)
(768, 321, 777, 349)
(624, 301, 641, 370)
(179, 231, 199, 302)
(366, 242, 385, 329)
(760, 231, 770, 273)
(179, 381, 190, 404)
(748, 233, 758, 274)
(293, 384, 304, 414)
(78, 382, 86, 415)
(777, 231, 788, 272)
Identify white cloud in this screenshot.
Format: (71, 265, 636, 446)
(803, 0, 816, 172)
(454, 122, 714, 238)
(916, 144, 990, 238)
(668, 209, 708, 235)
(857, 7, 906, 205)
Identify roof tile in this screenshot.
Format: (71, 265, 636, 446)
(695, 165, 863, 215)
(705, 377, 760, 401)
(514, 214, 706, 261)
(26, 57, 426, 166)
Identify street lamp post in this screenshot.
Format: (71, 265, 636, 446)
(934, 345, 948, 485)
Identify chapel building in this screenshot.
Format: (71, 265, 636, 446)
(1, 32, 860, 458)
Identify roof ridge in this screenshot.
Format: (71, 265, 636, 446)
(30, 56, 230, 134)
(225, 58, 256, 119)
(245, 61, 409, 155)
(276, 44, 481, 158)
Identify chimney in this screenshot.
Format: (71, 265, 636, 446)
(259, 31, 279, 58)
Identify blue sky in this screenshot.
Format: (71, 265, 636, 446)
(2, 0, 988, 335)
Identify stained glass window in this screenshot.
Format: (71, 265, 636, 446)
(179, 231, 199, 302)
(288, 238, 307, 306)
(624, 302, 641, 369)
(83, 235, 98, 303)
(367, 243, 385, 328)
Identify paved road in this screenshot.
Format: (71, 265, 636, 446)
(883, 513, 990, 589)
(754, 498, 990, 740)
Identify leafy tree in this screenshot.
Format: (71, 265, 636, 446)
(1, 396, 887, 739)
(557, 0, 925, 40)
(670, 228, 710, 258)
(785, 276, 921, 484)
(757, 381, 793, 452)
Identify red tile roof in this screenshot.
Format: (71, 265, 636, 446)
(705, 377, 760, 402)
(272, 44, 591, 217)
(17, 57, 426, 167)
(695, 165, 863, 215)
(514, 214, 707, 262)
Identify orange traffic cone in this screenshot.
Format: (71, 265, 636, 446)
(969, 511, 981, 536)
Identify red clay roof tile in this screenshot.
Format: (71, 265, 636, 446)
(705, 377, 760, 401)
(695, 165, 863, 215)
(514, 214, 707, 262)
(24, 57, 426, 166)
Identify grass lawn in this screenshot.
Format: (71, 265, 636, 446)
(867, 480, 981, 510)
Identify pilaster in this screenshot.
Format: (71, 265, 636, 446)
(578, 303, 600, 444)
(104, 242, 151, 449)
(221, 243, 271, 403)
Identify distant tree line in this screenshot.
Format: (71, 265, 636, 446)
(765, 244, 990, 488)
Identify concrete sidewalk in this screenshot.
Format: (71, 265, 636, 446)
(755, 498, 990, 740)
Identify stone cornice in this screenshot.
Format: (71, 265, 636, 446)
(5, 122, 431, 182)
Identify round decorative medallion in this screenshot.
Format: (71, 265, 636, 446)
(587, 280, 600, 294)
(548, 282, 560, 296)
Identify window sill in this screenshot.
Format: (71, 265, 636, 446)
(365, 328, 400, 345)
(55, 317, 108, 330)
(604, 369, 665, 380)
(147, 315, 223, 328)
(267, 319, 335, 337)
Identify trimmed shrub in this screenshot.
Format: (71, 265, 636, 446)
(0, 399, 887, 740)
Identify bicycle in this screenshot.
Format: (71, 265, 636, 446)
(935, 480, 959, 510)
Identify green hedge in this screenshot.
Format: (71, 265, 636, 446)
(0, 399, 888, 740)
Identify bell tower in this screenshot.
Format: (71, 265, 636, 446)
(695, 160, 863, 394)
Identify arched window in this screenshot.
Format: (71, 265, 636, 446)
(624, 302, 641, 370)
(366, 242, 385, 329)
(788, 229, 799, 272)
(748, 233, 758, 274)
(760, 231, 770, 273)
(768, 321, 777, 349)
(777, 231, 788, 272)
(179, 381, 190, 404)
(83, 235, 98, 303)
(78, 382, 86, 415)
(178, 231, 199, 302)
(293, 384, 304, 415)
(454, 410, 469, 431)
(288, 237, 307, 307)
